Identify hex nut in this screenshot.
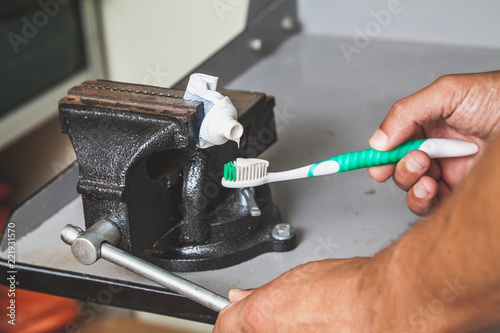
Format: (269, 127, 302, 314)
(272, 223, 294, 240)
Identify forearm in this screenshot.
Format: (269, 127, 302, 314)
(366, 134, 500, 332)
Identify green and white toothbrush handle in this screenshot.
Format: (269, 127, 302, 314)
(267, 138, 478, 182)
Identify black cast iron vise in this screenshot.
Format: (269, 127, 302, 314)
(58, 80, 296, 272)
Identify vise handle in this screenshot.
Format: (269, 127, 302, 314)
(61, 220, 230, 312)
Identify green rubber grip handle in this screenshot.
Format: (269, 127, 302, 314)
(308, 138, 427, 176)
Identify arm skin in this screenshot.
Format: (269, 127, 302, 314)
(367, 133, 500, 332)
(213, 72, 500, 332)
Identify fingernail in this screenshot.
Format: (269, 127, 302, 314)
(414, 181, 428, 198)
(407, 154, 425, 173)
(228, 289, 244, 300)
(369, 129, 388, 150)
(229, 289, 243, 297)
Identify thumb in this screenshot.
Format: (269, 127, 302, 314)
(228, 288, 255, 303)
(369, 75, 464, 151)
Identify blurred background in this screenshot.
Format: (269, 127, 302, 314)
(0, 0, 499, 332)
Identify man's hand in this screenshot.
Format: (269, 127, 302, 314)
(214, 258, 374, 333)
(214, 73, 500, 332)
(213, 129, 500, 331)
(368, 71, 500, 216)
(213, 256, 430, 332)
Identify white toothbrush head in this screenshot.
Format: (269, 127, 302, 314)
(221, 158, 270, 188)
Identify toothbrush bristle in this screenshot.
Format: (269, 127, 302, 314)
(223, 162, 236, 181)
(223, 158, 269, 182)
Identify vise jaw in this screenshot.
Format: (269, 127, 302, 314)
(58, 80, 296, 271)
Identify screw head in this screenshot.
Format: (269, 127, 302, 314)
(248, 38, 263, 52)
(281, 15, 297, 32)
(272, 223, 294, 240)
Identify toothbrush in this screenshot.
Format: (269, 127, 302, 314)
(221, 138, 479, 188)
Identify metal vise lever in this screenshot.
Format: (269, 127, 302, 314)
(60, 220, 230, 312)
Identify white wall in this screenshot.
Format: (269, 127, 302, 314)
(100, 0, 250, 87)
(299, 0, 500, 49)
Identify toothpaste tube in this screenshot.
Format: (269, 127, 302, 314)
(184, 73, 243, 149)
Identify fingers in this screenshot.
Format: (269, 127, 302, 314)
(213, 303, 235, 333)
(368, 75, 466, 214)
(406, 176, 439, 216)
(369, 75, 463, 151)
(369, 150, 431, 186)
(426, 159, 442, 181)
(229, 289, 255, 303)
(394, 151, 444, 216)
(393, 150, 431, 191)
(368, 126, 427, 183)
(370, 150, 442, 216)
(214, 289, 255, 332)
(368, 164, 395, 183)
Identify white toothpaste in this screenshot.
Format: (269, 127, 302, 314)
(183, 73, 243, 149)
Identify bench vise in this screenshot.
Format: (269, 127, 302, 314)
(58, 80, 296, 272)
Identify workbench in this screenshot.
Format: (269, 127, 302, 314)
(2, 33, 500, 329)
